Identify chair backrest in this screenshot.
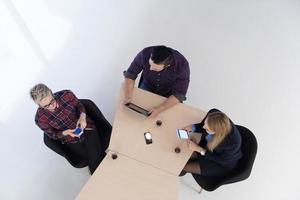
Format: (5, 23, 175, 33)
(80, 99, 112, 150)
(192, 125, 257, 191)
(222, 125, 257, 184)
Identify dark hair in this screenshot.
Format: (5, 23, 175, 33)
(151, 46, 172, 65)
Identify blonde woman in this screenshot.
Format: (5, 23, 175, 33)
(182, 109, 242, 176)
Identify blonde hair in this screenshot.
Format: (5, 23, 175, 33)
(30, 83, 52, 103)
(206, 112, 232, 151)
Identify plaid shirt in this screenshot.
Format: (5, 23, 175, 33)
(35, 90, 95, 144)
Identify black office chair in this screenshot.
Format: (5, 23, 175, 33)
(192, 125, 257, 192)
(43, 99, 112, 168)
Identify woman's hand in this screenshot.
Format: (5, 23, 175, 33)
(182, 125, 199, 143)
(187, 140, 204, 153)
(182, 125, 193, 132)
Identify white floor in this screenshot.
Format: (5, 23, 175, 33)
(12, 152, 254, 200)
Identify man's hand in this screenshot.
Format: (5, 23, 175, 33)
(123, 94, 132, 105)
(148, 95, 179, 118)
(77, 113, 87, 129)
(123, 78, 135, 105)
(148, 106, 162, 118)
(62, 129, 78, 138)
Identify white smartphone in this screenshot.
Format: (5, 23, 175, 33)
(176, 129, 189, 139)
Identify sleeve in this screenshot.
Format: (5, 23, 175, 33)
(194, 119, 206, 133)
(204, 143, 237, 165)
(123, 49, 146, 80)
(63, 90, 86, 114)
(35, 116, 65, 140)
(172, 59, 190, 102)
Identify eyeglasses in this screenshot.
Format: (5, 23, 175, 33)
(41, 98, 56, 109)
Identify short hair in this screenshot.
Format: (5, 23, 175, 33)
(151, 46, 172, 65)
(30, 83, 52, 103)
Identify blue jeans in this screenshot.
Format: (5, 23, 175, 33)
(139, 81, 151, 92)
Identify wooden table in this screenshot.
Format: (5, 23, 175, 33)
(76, 85, 207, 200)
(109, 85, 206, 175)
(76, 152, 178, 200)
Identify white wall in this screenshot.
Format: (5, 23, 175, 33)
(0, 0, 299, 199)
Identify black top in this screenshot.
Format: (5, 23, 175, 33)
(194, 108, 243, 170)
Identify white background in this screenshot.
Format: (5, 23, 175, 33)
(0, 0, 299, 199)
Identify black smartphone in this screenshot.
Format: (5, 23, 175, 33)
(125, 103, 150, 117)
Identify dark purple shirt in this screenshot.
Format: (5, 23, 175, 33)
(123, 46, 190, 101)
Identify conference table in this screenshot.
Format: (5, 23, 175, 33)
(76, 85, 206, 200)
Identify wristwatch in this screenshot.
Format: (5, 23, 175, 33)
(200, 149, 206, 156)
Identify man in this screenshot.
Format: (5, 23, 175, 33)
(123, 45, 190, 118)
(30, 83, 105, 174)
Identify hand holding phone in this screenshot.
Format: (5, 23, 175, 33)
(73, 127, 83, 137)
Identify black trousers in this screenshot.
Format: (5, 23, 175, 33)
(65, 129, 106, 174)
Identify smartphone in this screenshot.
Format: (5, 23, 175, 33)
(74, 127, 83, 136)
(125, 103, 150, 117)
(176, 129, 189, 139)
(144, 132, 153, 144)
